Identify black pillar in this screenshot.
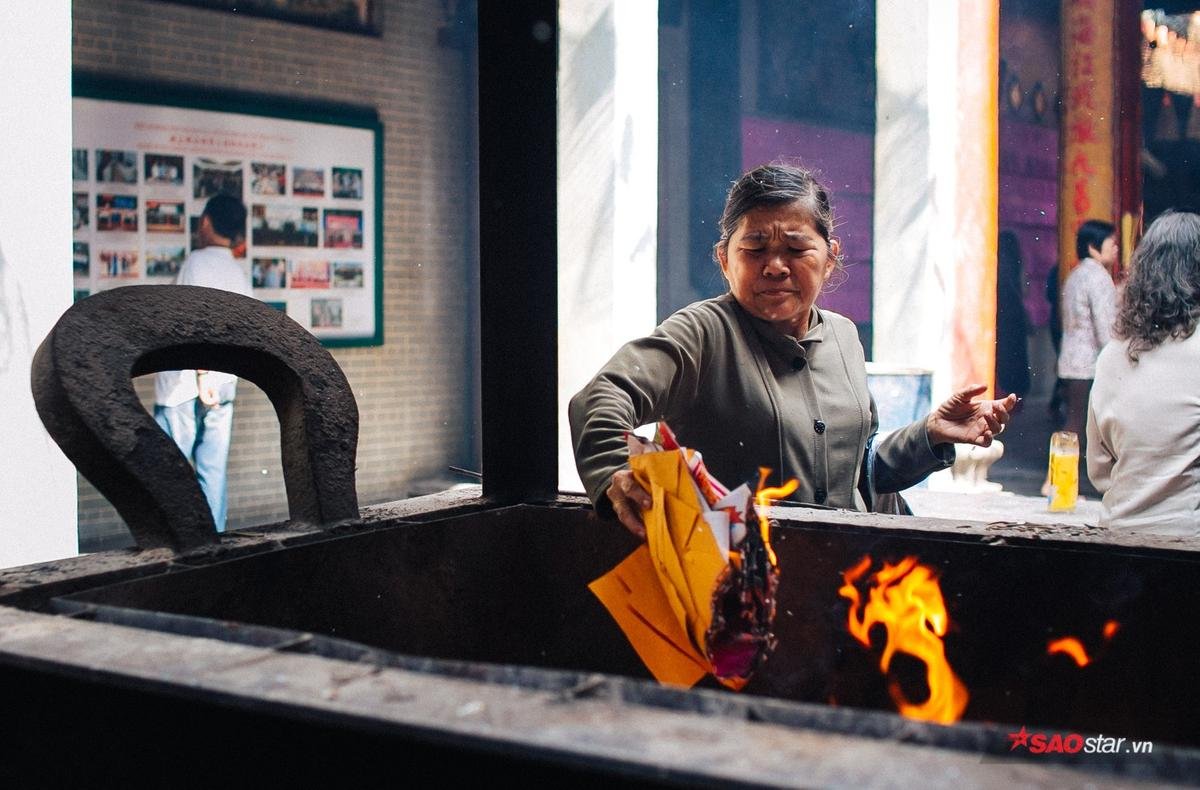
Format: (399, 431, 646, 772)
(478, 1, 559, 502)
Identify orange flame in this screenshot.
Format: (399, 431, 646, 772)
(839, 555, 969, 724)
(1047, 637, 1091, 667)
(754, 468, 798, 567)
(1046, 620, 1120, 666)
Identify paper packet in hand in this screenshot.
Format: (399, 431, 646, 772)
(593, 422, 785, 689)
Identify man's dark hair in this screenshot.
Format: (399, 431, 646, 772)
(1075, 218, 1115, 261)
(203, 194, 247, 242)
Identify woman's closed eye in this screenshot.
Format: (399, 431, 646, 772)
(739, 244, 816, 256)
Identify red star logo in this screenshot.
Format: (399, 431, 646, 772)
(1008, 725, 1030, 751)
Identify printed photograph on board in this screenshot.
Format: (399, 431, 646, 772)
(323, 208, 363, 249)
(144, 153, 185, 186)
(73, 192, 89, 231)
(96, 149, 138, 183)
(332, 167, 363, 199)
(73, 242, 89, 276)
(73, 89, 381, 345)
(146, 245, 187, 278)
(331, 260, 364, 287)
(96, 194, 138, 232)
(289, 259, 331, 289)
(252, 257, 288, 288)
(292, 166, 325, 197)
(146, 200, 186, 233)
(193, 158, 243, 199)
(252, 162, 287, 196)
(98, 249, 140, 279)
(72, 149, 88, 182)
(252, 204, 319, 247)
(311, 297, 344, 329)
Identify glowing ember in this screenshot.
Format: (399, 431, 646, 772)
(753, 468, 798, 567)
(1047, 637, 1091, 667)
(1047, 620, 1121, 667)
(838, 555, 969, 724)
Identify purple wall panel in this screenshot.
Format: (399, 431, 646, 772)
(741, 116, 874, 323)
(999, 117, 1059, 328)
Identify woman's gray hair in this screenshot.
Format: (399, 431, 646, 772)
(713, 163, 838, 261)
(1115, 210, 1200, 363)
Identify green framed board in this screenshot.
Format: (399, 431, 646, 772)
(73, 74, 384, 347)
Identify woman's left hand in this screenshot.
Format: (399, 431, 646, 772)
(925, 384, 1018, 448)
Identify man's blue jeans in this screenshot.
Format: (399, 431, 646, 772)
(154, 399, 235, 532)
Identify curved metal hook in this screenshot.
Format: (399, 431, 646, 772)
(31, 286, 359, 551)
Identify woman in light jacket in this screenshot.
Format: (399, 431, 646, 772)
(1088, 210, 1200, 534)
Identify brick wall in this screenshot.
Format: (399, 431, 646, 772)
(73, 0, 478, 548)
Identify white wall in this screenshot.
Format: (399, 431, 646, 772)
(0, 3, 79, 567)
(558, 0, 658, 492)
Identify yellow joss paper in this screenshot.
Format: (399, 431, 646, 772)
(589, 449, 730, 687)
(587, 545, 709, 687)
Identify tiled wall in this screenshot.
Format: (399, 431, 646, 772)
(72, 0, 478, 548)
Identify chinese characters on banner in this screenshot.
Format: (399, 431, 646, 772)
(1059, 0, 1115, 276)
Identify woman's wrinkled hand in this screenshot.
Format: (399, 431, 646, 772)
(925, 384, 1019, 448)
(606, 469, 652, 540)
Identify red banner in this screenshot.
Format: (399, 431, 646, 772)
(1059, 0, 1115, 275)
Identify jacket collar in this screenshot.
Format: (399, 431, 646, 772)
(732, 297, 826, 357)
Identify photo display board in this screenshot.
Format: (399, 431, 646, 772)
(72, 80, 383, 346)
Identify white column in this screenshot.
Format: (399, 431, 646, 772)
(0, 3, 78, 566)
(873, 0, 998, 403)
(558, 0, 658, 491)
(874, 0, 952, 400)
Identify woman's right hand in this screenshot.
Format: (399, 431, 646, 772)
(606, 469, 652, 540)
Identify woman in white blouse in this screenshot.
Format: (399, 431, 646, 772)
(1087, 211, 1200, 534)
(1058, 219, 1118, 442)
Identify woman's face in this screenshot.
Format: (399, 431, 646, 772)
(1090, 235, 1119, 267)
(717, 202, 838, 337)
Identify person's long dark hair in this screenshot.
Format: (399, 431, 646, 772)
(1115, 211, 1200, 363)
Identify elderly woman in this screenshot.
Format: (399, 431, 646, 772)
(570, 163, 1017, 537)
(1087, 211, 1200, 534)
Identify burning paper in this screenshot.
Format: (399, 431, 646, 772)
(589, 423, 784, 690)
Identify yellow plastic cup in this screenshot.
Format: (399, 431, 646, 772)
(1047, 431, 1079, 512)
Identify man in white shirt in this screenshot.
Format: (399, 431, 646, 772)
(153, 194, 252, 532)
